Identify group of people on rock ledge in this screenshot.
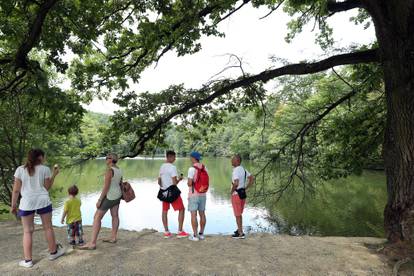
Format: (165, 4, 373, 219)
(10, 149, 254, 268)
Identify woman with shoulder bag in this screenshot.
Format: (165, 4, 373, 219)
(80, 153, 122, 249)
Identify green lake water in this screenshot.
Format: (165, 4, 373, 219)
(45, 158, 386, 237)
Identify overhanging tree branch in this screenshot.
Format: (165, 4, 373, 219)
(108, 2, 225, 65)
(327, 0, 363, 15)
(15, 0, 59, 69)
(0, 0, 58, 94)
(253, 71, 376, 202)
(256, 88, 359, 178)
(259, 1, 285, 20)
(109, 1, 250, 73)
(0, 71, 27, 94)
(124, 48, 379, 158)
(213, 0, 250, 26)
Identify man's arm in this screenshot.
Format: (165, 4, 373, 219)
(157, 177, 162, 187)
(231, 179, 239, 194)
(187, 168, 194, 187)
(171, 166, 183, 185)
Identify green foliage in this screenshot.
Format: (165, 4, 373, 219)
(65, 112, 111, 159)
(282, 0, 334, 49)
(350, 9, 372, 29)
(66, 0, 237, 98)
(165, 65, 385, 183)
(109, 80, 266, 156)
(0, 64, 84, 205)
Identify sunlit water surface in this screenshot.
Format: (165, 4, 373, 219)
(35, 158, 386, 237)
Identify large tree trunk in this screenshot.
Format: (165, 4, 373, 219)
(383, 64, 414, 243)
(365, 0, 414, 243)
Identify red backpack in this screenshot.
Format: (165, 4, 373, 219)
(193, 164, 209, 193)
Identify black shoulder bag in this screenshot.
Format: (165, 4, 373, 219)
(236, 170, 247, 200)
(157, 184, 181, 203)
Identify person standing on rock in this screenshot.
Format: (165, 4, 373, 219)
(10, 149, 65, 268)
(187, 151, 209, 241)
(157, 150, 189, 239)
(230, 154, 254, 239)
(80, 153, 123, 250)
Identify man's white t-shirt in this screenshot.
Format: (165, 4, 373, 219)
(232, 165, 251, 195)
(14, 165, 52, 211)
(159, 163, 178, 190)
(187, 163, 207, 197)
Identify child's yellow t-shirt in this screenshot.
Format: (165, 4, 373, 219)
(64, 197, 82, 224)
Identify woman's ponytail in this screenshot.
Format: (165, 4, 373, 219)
(24, 149, 45, 176)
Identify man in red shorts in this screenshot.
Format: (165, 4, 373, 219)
(158, 150, 189, 239)
(230, 154, 254, 239)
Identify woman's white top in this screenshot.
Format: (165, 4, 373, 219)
(14, 165, 52, 211)
(107, 167, 122, 200)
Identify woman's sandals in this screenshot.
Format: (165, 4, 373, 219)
(77, 244, 96, 250)
(102, 238, 117, 244)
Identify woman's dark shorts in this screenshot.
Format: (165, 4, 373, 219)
(18, 204, 53, 217)
(98, 197, 121, 212)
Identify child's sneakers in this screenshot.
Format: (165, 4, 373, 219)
(78, 239, 84, 245)
(69, 240, 76, 246)
(198, 233, 205, 240)
(163, 231, 172, 239)
(18, 260, 33, 268)
(49, 244, 65, 261)
(176, 231, 189, 238)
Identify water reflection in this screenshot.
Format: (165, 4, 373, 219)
(48, 174, 272, 234)
(40, 158, 386, 237)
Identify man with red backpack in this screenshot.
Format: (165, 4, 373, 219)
(187, 151, 209, 241)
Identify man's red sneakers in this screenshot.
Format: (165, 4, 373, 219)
(176, 231, 189, 238)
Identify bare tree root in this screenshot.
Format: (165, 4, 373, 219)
(393, 258, 413, 276)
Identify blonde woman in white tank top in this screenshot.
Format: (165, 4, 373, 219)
(80, 153, 123, 250)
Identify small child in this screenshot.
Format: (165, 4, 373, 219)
(61, 185, 84, 245)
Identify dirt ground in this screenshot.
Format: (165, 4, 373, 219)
(0, 221, 397, 275)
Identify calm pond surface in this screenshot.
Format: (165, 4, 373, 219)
(44, 158, 386, 237)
